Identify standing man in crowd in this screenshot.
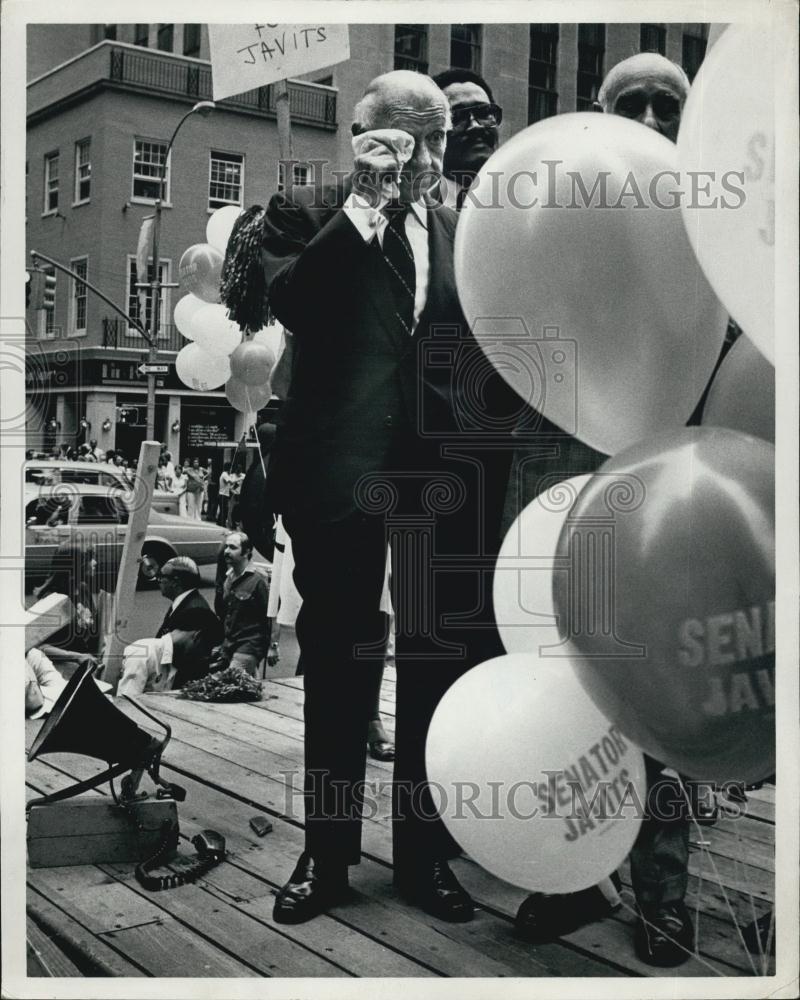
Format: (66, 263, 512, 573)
(431, 68, 502, 208)
(210, 531, 270, 676)
(262, 69, 519, 926)
(513, 53, 696, 968)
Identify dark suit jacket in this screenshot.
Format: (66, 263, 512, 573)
(156, 589, 223, 688)
(261, 179, 517, 524)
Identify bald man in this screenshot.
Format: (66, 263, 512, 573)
(514, 53, 699, 969)
(263, 70, 516, 925)
(595, 52, 690, 142)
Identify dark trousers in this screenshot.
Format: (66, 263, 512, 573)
(629, 757, 690, 907)
(216, 495, 230, 527)
(286, 446, 512, 871)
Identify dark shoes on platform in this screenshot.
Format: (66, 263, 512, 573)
(367, 738, 395, 762)
(634, 902, 694, 967)
(273, 854, 474, 925)
(273, 853, 350, 925)
(394, 859, 474, 923)
(515, 873, 622, 944)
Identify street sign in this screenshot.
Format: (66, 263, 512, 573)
(137, 363, 170, 375)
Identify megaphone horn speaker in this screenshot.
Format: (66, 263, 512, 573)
(28, 662, 156, 766)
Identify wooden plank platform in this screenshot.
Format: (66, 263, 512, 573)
(25, 672, 776, 979)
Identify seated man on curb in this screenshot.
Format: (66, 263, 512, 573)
(118, 557, 221, 696)
(210, 531, 270, 676)
(514, 53, 696, 969)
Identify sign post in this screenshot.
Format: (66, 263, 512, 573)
(100, 440, 160, 692)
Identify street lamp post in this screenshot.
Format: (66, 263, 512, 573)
(143, 100, 215, 440)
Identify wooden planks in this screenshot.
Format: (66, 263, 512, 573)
(24, 669, 776, 981)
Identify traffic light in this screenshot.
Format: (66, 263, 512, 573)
(28, 269, 46, 310)
(43, 271, 57, 310)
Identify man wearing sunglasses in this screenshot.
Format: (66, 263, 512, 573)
(118, 557, 222, 696)
(432, 68, 502, 210)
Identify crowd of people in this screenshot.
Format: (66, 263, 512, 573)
(27, 440, 247, 527)
(24, 50, 772, 970)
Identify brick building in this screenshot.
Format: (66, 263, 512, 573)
(25, 21, 710, 462)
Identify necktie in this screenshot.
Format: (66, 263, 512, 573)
(380, 202, 416, 335)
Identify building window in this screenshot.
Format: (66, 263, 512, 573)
(70, 257, 88, 334)
(103, 24, 117, 41)
(157, 24, 174, 52)
(394, 25, 428, 73)
(450, 24, 482, 71)
(134, 24, 149, 47)
(640, 23, 666, 55)
(209, 151, 243, 210)
(528, 24, 559, 123)
(74, 138, 91, 204)
(682, 24, 710, 82)
(132, 139, 169, 202)
(577, 24, 605, 110)
(277, 161, 315, 191)
(43, 151, 59, 213)
(183, 23, 201, 57)
(127, 257, 170, 336)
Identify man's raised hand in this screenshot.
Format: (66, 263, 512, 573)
(351, 128, 415, 206)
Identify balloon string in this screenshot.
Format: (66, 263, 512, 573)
(676, 779, 761, 977)
(725, 791, 773, 976)
(614, 892, 725, 977)
(693, 826, 704, 956)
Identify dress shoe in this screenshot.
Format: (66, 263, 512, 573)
(367, 738, 395, 762)
(634, 902, 694, 967)
(273, 853, 349, 925)
(394, 859, 474, 922)
(515, 872, 622, 942)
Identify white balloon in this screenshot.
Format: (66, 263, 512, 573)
(190, 303, 242, 357)
(456, 114, 728, 456)
(173, 293, 206, 340)
(425, 652, 647, 894)
(702, 334, 775, 443)
(206, 205, 243, 253)
(494, 474, 593, 656)
(678, 23, 782, 362)
(175, 342, 231, 391)
(252, 322, 285, 358)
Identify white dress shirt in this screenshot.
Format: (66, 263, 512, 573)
(343, 192, 430, 332)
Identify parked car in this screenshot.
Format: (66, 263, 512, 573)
(25, 482, 227, 589)
(24, 460, 180, 515)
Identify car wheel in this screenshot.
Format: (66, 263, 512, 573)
(138, 543, 176, 589)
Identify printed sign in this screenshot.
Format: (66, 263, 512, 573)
(208, 24, 349, 101)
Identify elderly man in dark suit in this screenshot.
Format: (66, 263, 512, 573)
(262, 69, 518, 925)
(118, 556, 222, 695)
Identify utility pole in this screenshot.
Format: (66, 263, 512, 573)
(139, 101, 215, 440)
